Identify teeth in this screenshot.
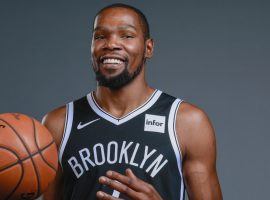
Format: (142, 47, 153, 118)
(103, 58, 123, 64)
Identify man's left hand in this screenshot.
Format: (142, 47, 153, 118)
(97, 168, 163, 200)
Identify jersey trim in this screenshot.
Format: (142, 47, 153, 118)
(168, 98, 184, 200)
(86, 90, 162, 125)
(59, 102, 74, 167)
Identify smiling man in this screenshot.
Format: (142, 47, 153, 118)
(42, 3, 222, 200)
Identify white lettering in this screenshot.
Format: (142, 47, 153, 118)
(119, 141, 133, 164)
(68, 157, 84, 178)
(67, 141, 169, 179)
(129, 143, 139, 167)
(107, 141, 118, 164)
(79, 148, 95, 170)
(93, 143, 105, 165)
(146, 155, 168, 178)
(140, 146, 156, 169)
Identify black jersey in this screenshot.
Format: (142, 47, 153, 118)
(59, 90, 185, 200)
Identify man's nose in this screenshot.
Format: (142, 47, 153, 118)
(103, 35, 122, 50)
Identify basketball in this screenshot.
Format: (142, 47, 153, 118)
(0, 113, 58, 200)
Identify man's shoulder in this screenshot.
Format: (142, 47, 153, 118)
(42, 105, 66, 123)
(178, 102, 208, 125)
(42, 106, 66, 147)
(176, 101, 215, 158)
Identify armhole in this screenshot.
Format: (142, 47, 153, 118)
(58, 102, 74, 168)
(168, 98, 185, 200)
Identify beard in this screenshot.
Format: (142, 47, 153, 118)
(94, 59, 145, 90)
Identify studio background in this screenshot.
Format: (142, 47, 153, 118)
(0, 0, 269, 199)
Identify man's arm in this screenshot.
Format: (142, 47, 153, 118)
(176, 102, 222, 200)
(42, 106, 66, 200)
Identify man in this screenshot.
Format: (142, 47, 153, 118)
(43, 3, 222, 200)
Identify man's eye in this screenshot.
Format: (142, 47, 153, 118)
(121, 35, 134, 39)
(94, 35, 105, 40)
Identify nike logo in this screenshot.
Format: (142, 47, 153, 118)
(77, 118, 100, 130)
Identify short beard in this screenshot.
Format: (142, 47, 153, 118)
(94, 61, 144, 90)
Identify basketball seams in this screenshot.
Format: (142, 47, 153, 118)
(0, 146, 25, 200)
(0, 146, 20, 172)
(32, 118, 57, 172)
(0, 117, 41, 199)
(31, 118, 41, 198)
(0, 121, 27, 164)
(5, 164, 24, 200)
(0, 114, 58, 200)
(0, 140, 55, 173)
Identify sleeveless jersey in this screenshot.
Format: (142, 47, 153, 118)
(59, 90, 185, 200)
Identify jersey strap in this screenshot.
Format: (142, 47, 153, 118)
(168, 98, 184, 200)
(59, 102, 74, 166)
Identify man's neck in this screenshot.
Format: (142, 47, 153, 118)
(94, 77, 154, 118)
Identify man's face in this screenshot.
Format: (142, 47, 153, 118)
(91, 7, 153, 89)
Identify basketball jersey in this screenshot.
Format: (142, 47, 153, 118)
(59, 90, 185, 200)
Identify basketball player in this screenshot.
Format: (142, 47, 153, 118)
(42, 3, 222, 200)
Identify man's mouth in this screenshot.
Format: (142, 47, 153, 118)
(102, 58, 124, 64)
(99, 56, 127, 70)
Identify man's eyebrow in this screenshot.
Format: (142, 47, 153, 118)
(118, 25, 137, 31)
(93, 26, 105, 32)
(93, 25, 137, 32)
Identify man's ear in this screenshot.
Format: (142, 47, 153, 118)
(145, 38, 154, 59)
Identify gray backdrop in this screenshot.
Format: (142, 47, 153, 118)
(0, 0, 269, 199)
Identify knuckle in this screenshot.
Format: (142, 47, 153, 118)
(105, 193, 113, 200)
(104, 195, 111, 200)
(127, 177, 134, 185)
(97, 192, 109, 200)
(123, 185, 131, 194)
(138, 193, 147, 200)
(107, 179, 113, 186)
(144, 187, 152, 194)
(145, 184, 154, 194)
(112, 171, 120, 179)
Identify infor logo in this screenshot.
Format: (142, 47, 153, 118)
(144, 114, 166, 133)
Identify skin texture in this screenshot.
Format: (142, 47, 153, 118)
(42, 106, 65, 200)
(97, 169, 163, 200)
(177, 103, 222, 199)
(42, 6, 222, 200)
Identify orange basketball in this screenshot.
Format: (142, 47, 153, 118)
(0, 113, 58, 200)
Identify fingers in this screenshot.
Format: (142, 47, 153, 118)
(105, 169, 143, 191)
(125, 169, 154, 192)
(98, 169, 162, 200)
(96, 191, 124, 200)
(98, 176, 139, 199)
(125, 168, 136, 179)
